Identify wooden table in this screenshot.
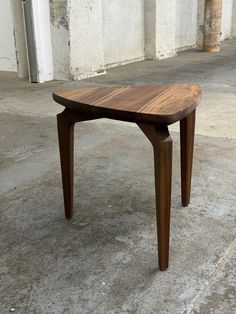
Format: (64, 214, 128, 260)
(53, 84, 201, 270)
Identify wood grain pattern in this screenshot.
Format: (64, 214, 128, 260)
(180, 110, 196, 206)
(138, 123, 172, 270)
(54, 84, 200, 270)
(53, 84, 201, 125)
(57, 109, 95, 219)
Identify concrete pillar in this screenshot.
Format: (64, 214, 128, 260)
(69, 0, 105, 80)
(144, 0, 176, 60)
(203, 0, 222, 52)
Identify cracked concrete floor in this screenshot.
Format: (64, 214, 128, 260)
(0, 39, 236, 313)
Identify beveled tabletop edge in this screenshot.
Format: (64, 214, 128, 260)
(53, 84, 202, 125)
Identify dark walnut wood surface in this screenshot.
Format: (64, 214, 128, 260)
(53, 84, 201, 125)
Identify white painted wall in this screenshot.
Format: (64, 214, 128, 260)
(145, 0, 197, 60)
(11, 0, 28, 78)
(2, 0, 235, 80)
(50, 25, 70, 79)
(197, 0, 204, 46)
(102, 0, 144, 66)
(175, 0, 198, 50)
(144, 0, 156, 59)
(221, 0, 234, 39)
(0, 0, 17, 71)
(156, 0, 176, 59)
(49, 0, 236, 80)
(70, 0, 105, 80)
(50, 0, 70, 80)
(232, 0, 236, 36)
(70, 0, 144, 79)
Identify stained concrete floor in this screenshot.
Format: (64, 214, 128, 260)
(0, 40, 236, 313)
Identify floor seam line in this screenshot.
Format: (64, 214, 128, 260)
(185, 238, 236, 314)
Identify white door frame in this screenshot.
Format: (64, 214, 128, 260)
(23, 0, 53, 82)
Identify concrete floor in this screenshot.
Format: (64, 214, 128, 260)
(0, 40, 236, 313)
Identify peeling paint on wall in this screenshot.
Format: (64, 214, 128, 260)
(11, 0, 29, 78)
(197, 0, 205, 46)
(50, 0, 71, 80)
(50, 0, 69, 30)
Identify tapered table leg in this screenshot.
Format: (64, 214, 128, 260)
(138, 124, 173, 270)
(57, 109, 95, 219)
(180, 110, 196, 206)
